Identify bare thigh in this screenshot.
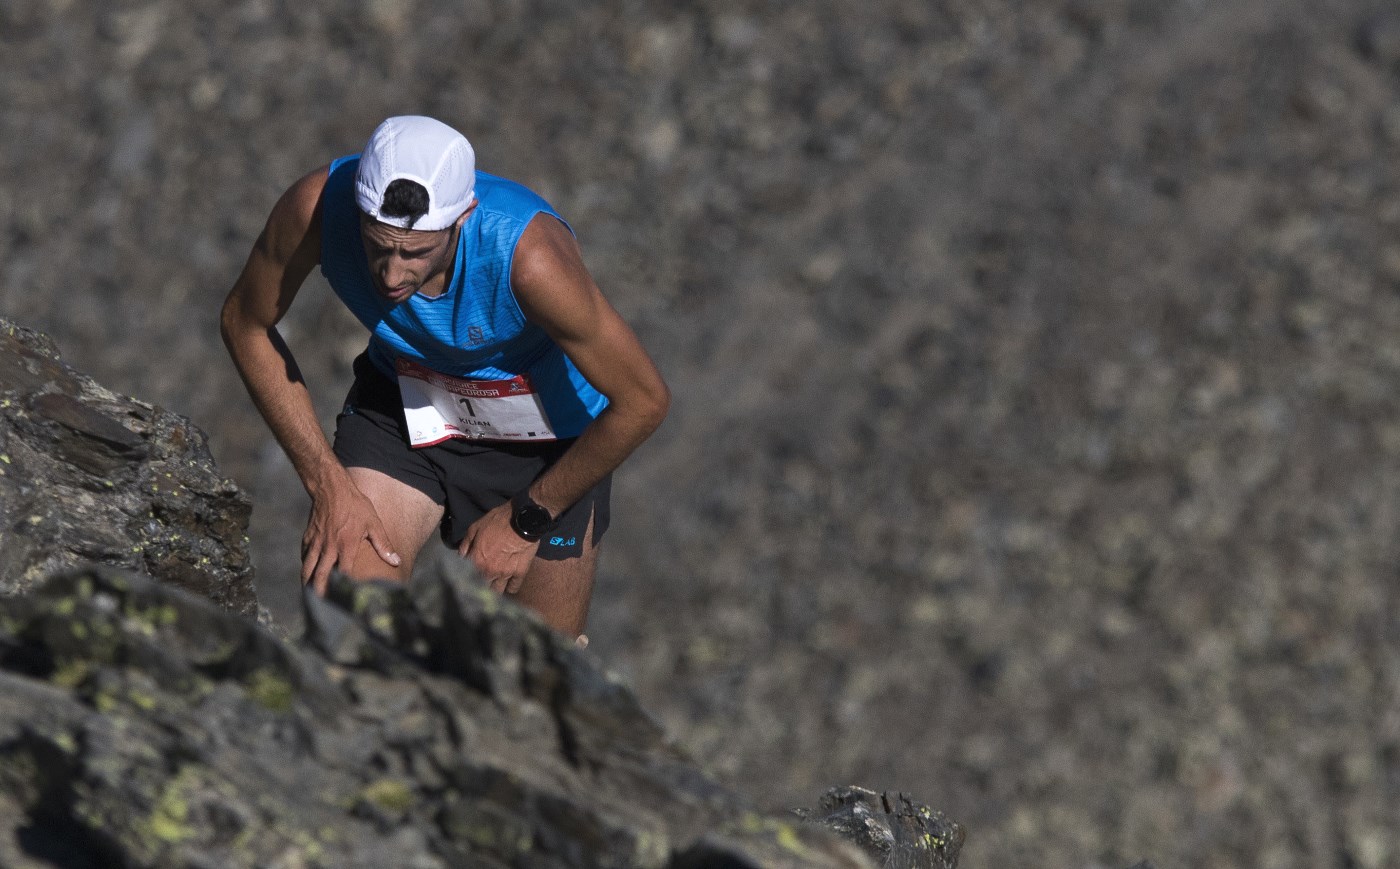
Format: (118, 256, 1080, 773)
(510, 512, 599, 638)
(338, 466, 445, 583)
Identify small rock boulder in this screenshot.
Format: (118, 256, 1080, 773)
(796, 786, 965, 869)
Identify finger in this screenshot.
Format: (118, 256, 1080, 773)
(312, 546, 335, 596)
(301, 548, 318, 585)
(367, 527, 401, 568)
(467, 544, 490, 577)
(457, 525, 477, 558)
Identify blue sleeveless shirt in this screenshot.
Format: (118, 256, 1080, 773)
(319, 155, 608, 439)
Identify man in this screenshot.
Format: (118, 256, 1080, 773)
(221, 115, 669, 643)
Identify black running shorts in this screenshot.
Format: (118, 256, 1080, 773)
(331, 353, 610, 560)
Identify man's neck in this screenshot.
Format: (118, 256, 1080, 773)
(419, 224, 462, 299)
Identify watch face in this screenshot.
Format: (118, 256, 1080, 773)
(515, 504, 553, 537)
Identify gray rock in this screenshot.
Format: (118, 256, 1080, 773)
(794, 787, 964, 869)
(0, 319, 255, 616)
(0, 564, 913, 868)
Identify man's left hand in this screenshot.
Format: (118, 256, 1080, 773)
(460, 502, 538, 593)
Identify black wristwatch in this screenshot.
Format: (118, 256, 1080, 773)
(509, 493, 555, 542)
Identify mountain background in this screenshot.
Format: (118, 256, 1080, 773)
(4, 0, 1400, 866)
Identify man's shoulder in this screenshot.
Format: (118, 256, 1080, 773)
(320, 156, 359, 205)
(316, 158, 363, 234)
(474, 171, 558, 219)
(268, 164, 334, 235)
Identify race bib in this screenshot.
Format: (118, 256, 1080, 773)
(395, 358, 557, 446)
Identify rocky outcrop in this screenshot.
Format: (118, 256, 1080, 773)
(0, 319, 255, 617)
(795, 788, 964, 869)
(0, 564, 924, 868)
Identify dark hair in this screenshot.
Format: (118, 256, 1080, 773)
(380, 178, 430, 229)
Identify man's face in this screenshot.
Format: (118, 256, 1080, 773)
(358, 213, 461, 304)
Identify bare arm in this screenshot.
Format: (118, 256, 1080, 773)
(219, 166, 400, 590)
(459, 213, 669, 588)
(512, 215, 670, 514)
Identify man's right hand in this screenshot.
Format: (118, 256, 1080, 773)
(300, 479, 401, 595)
(223, 164, 401, 596)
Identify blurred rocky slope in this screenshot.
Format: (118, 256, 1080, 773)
(4, 0, 1400, 866)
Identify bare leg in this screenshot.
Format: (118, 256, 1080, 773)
(509, 513, 599, 639)
(336, 467, 445, 584)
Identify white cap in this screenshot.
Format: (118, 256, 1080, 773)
(354, 116, 476, 231)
